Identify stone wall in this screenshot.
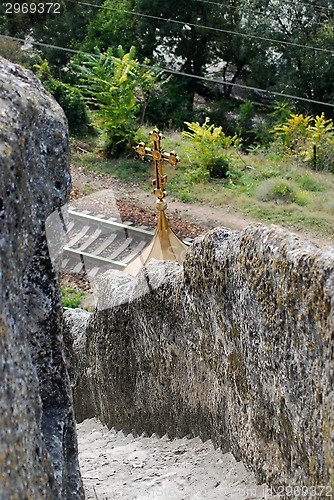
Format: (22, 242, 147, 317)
(0, 57, 83, 498)
(65, 224, 334, 492)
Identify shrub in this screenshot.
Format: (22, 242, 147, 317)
(34, 59, 89, 136)
(255, 178, 313, 207)
(295, 174, 323, 192)
(293, 189, 311, 207)
(255, 178, 301, 204)
(303, 114, 334, 173)
(182, 117, 242, 179)
(273, 112, 334, 173)
(273, 113, 311, 155)
(49, 80, 90, 136)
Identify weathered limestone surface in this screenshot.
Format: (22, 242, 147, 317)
(0, 57, 83, 498)
(65, 225, 334, 492)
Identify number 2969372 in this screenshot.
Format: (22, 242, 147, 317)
(5, 3, 61, 14)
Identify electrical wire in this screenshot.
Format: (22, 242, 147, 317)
(1, 33, 333, 108)
(277, 0, 333, 13)
(195, 0, 333, 13)
(186, 0, 334, 32)
(194, 0, 238, 9)
(66, 0, 334, 55)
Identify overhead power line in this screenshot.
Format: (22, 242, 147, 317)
(194, 0, 237, 9)
(66, 0, 334, 55)
(281, 0, 333, 12)
(193, 0, 333, 31)
(196, 0, 333, 13)
(1, 34, 333, 109)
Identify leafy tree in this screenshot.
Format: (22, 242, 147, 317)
(0, 0, 104, 71)
(101, 0, 334, 121)
(239, 0, 334, 115)
(2, 0, 334, 132)
(71, 46, 165, 155)
(83, 0, 138, 53)
(120, 0, 259, 124)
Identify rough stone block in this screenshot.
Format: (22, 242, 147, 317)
(65, 224, 334, 493)
(0, 56, 83, 498)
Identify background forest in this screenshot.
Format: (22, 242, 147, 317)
(1, 0, 334, 237)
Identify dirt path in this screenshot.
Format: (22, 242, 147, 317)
(70, 165, 333, 250)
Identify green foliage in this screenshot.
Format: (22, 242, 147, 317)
(304, 114, 334, 172)
(273, 112, 334, 172)
(133, 126, 152, 145)
(239, 1, 334, 115)
(71, 129, 334, 237)
(250, 101, 295, 149)
(273, 114, 312, 153)
(110, 158, 150, 181)
(1, 0, 334, 127)
(71, 46, 164, 156)
(269, 101, 293, 126)
(182, 117, 242, 178)
(0, 0, 102, 70)
(135, 0, 242, 106)
(295, 174, 324, 192)
(144, 76, 194, 130)
(61, 287, 85, 308)
(254, 178, 312, 206)
(237, 101, 254, 138)
(272, 180, 296, 201)
(83, 0, 137, 53)
(235, 101, 273, 148)
(34, 59, 89, 135)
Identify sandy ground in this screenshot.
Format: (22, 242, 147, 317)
(77, 418, 278, 500)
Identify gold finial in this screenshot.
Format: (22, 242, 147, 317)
(124, 128, 187, 276)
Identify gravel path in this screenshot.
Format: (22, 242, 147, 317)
(77, 418, 277, 500)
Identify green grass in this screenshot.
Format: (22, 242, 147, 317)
(61, 286, 86, 309)
(73, 152, 150, 182)
(70, 135, 334, 238)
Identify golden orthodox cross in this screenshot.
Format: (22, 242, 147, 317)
(135, 128, 179, 201)
(124, 128, 188, 276)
